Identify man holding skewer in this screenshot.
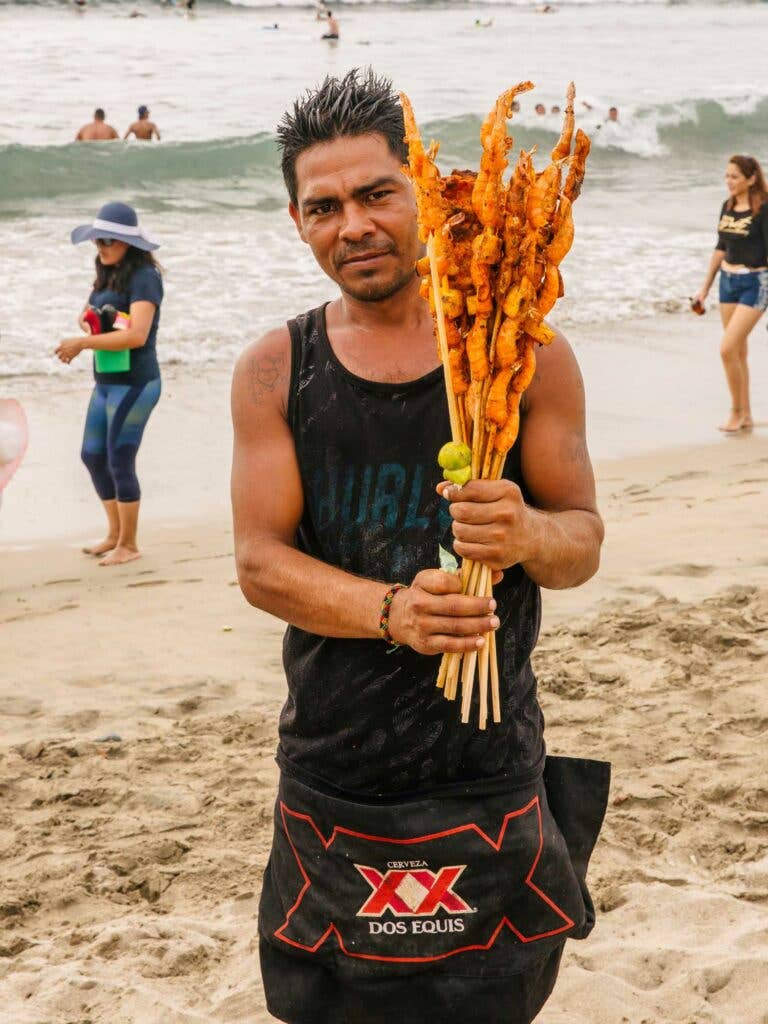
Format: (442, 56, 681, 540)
(231, 68, 608, 1024)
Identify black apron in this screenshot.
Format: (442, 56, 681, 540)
(260, 305, 610, 1022)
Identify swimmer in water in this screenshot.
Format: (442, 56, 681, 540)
(321, 9, 339, 38)
(124, 106, 161, 142)
(534, 103, 546, 116)
(474, 17, 493, 27)
(75, 109, 119, 142)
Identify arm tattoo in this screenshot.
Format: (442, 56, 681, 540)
(249, 350, 286, 406)
(562, 428, 590, 468)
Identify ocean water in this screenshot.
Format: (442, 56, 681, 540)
(1, 0, 767, 379)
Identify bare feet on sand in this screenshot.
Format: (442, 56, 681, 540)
(83, 538, 118, 556)
(718, 410, 751, 433)
(98, 546, 141, 567)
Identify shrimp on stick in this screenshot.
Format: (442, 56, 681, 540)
(400, 83, 590, 725)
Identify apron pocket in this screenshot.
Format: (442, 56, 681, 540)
(259, 755, 609, 983)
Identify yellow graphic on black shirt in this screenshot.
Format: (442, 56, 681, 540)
(718, 213, 753, 237)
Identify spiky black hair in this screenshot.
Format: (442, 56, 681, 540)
(276, 68, 407, 205)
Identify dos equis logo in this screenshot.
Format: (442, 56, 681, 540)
(356, 860, 473, 935)
(272, 797, 579, 962)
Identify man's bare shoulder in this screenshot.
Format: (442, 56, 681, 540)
(232, 325, 292, 419)
(526, 327, 584, 410)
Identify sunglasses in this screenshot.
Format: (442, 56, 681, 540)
(94, 237, 118, 248)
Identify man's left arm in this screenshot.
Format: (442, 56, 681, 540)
(441, 331, 603, 590)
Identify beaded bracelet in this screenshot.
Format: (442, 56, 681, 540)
(379, 583, 407, 647)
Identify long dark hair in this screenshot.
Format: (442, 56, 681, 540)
(726, 155, 768, 216)
(93, 245, 162, 294)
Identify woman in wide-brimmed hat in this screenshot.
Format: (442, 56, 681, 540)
(56, 201, 164, 566)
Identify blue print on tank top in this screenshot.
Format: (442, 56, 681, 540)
(309, 462, 453, 576)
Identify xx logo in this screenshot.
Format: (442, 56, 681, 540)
(355, 865, 474, 917)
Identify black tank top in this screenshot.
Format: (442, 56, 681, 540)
(279, 304, 544, 795)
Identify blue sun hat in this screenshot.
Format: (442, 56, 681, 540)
(70, 201, 160, 252)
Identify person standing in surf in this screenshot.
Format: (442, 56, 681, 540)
(231, 69, 609, 1024)
(692, 155, 768, 432)
(124, 105, 161, 142)
(56, 202, 163, 565)
(74, 108, 118, 142)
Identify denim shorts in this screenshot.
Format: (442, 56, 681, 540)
(719, 268, 768, 310)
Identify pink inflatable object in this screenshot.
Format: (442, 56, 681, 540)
(0, 399, 29, 494)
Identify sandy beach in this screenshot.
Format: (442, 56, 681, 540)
(2, 312, 768, 1022)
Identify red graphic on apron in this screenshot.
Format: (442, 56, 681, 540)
(273, 796, 577, 963)
(355, 865, 473, 917)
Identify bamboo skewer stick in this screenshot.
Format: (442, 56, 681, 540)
(427, 234, 462, 445)
(476, 564, 492, 729)
(460, 644, 479, 723)
(446, 653, 461, 700)
(490, 630, 501, 723)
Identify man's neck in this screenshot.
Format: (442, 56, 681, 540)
(334, 277, 424, 332)
(325, 277, 439, 383)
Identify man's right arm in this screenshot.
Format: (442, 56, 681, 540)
(231, 330, 497, 653)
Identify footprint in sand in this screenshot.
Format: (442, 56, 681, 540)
(174, 553, 231, 565)
(652, 563, 714, 578)
(0, 696, 42, 717)
(661, 470, 710, 484)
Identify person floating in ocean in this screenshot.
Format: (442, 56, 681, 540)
(607, 106, 619, 122)
(75, 108, 118, 142)
(232, 68, 609, 1024)
(692, 155, 768, 433)
(551, 105, 561, 115)
(55, 202, 164, 565)
(124, 105, 161, 141)
(321, 8, 339, 38)
(534, 102, 546, 115)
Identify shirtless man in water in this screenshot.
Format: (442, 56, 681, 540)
(124, 106, 161, 141)
(75, 109, 118, 142)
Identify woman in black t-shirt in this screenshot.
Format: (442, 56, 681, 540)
(55, 202, 164, 565)
(693, 155, 768, 432)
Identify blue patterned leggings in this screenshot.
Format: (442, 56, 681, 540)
(81, 379, 161, 503)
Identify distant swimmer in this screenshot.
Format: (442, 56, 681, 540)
(124, 105, 161, 142)
(75, 109, 119, 142)
(73, 0, 87, 10)
(534, 102, 546, 116)
(607, 106, 619, 122)
(321, 9, 339, 38)
(551, 105, 561, 115)
(474, 17, 493, 27)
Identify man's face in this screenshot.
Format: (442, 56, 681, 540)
(289, 133, 421, 303)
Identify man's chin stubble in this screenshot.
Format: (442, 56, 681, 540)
(342, 270, 415, 304)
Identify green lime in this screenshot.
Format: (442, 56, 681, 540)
(443, 465, 472, 486)
(437, 441, 472, 471)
